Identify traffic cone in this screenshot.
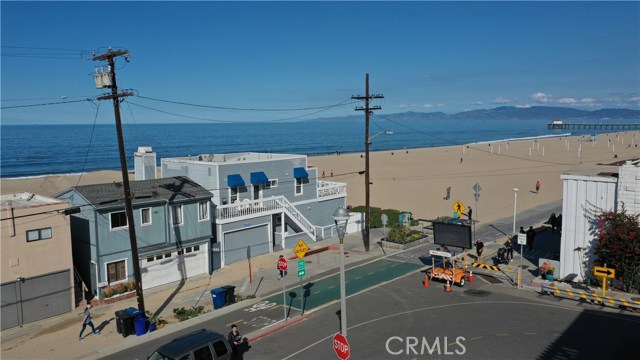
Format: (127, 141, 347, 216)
(468, 270, 475, 282)
(424, 274, 429, 288)
(444, 280, 452, 292)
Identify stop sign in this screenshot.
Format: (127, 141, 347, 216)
(333, 333, 350, 360)
(278, 257, 288, 271)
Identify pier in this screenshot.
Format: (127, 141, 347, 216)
(548, 122, 640, 130)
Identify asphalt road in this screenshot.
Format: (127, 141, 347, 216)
(254, 275, 640, 360)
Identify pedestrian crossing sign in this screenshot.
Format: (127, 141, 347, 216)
(452, 200, 465, 215)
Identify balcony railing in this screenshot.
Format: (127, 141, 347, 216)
(317, 181, 347, 198)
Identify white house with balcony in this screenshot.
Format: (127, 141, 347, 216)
(160, 152, 347, 268)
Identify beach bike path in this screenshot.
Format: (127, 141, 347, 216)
(264, 258, 423, 313)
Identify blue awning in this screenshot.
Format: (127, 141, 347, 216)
(227, 174, 245, 187)
(250, 171, 269, 184)
(293, 167, 309, 179)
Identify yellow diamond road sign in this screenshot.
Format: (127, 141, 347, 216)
(452, 200, 465, 215)
(294, 239, 310, 260)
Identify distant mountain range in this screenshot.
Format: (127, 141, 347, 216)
(312, 106, 640, 122)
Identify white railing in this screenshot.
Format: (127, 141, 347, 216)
(215, 198, 280, 220)
(214, 196, 316, 239)
(274, 197, 316, 238)
(317, 181, 347, 198)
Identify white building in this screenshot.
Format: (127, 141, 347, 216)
(559, 160, 640, 281)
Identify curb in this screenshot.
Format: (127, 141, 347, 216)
(540, 283, 640, 312)
(247, 313, 313, 343)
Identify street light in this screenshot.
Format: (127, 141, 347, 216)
(364, 129, 392, 253)
(512, 188, 519, 288)
(333, 206, 350, 337)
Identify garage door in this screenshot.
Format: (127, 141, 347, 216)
(140, 243, 208, 290)
(1, 270, 72, 330)
(224, 225, 270, 265)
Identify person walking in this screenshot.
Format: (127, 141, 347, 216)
(228, 324, 246, 359)
(443, 186, 451, 200)
(526, 226, 536, 251)
(277, 255, 285, 280)
(467, 207, 473, 221)
(535, 180, 541, 194)
(475, 240, 484, 259)
(505, 237, 514, 261)
(78, 304, 100, 341)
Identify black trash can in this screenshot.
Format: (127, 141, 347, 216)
(115, 308, 136, 338)
(222, 285, 236, 305)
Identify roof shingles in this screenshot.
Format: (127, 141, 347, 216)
(71, 176, 211, 209)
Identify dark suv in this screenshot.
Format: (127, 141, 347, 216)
(148, 329, 233, 360)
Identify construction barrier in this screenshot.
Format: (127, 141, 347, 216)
(471, 263, 501, 272)
(540, 283, 640, 312)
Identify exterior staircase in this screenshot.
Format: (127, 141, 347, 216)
(215, 195, 316, 240)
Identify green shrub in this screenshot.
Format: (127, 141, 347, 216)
(385, 227, 424, 244)
(349, 206, 418, 229)
(172, 306, 207, 322)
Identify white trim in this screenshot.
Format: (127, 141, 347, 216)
(104, 258, 128, 284)
(109, 210, 128, 230)
(295, 177, 303, 196)
(140, 207, 152, 226)
(198, 200, 210, 222)
(171, 204, 184, 226)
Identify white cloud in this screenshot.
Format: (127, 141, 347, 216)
(580, 97, 597, 106)
(422, 104, 433, 108)
(436, 103, 445, 107)
(628, 95, 640, 103)
(398, 104, 409, 109)
(473, 101, 483, 105)
(493, 97, 511, 104)
(516, 104, 532, 108)
(557, 97, 577, 104)
(532, 92, 552, 103)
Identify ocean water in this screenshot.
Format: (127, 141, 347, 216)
(0, 119, 635, 178)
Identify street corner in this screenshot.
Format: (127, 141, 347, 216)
(247, 313, 314, 344)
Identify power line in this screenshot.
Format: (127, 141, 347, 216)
(136, 95, 355, 112)
(1, 98, 93, 109)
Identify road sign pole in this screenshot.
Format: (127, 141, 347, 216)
(282, 276, 287, 322)
(299, 277, 304, 315)
(519, 244, 523, 289)
(602, 276, 606, 296)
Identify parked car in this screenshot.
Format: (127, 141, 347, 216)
(148, 329, 233, 360)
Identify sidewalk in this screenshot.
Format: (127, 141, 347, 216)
(0, 228, 396, 360)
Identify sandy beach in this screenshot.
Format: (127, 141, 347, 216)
(2, 131, 639, 226)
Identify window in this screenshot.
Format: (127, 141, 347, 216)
(212, 340, 229, 357)
(26, 227, 52, 242)
(172, 205, 183, 226)
(193, 345, 213, 360)
(141, 208, 152, 226)
(110, 211, 127, 230)
(194, 245, 200, 251)
(198, 201, 209, 221)
(107, 260, 126, 283)
(268, 179, 278, 188)
(295, 178, 303, 195)
(230, 187, 239, 203)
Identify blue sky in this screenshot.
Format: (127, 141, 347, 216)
(2, 1, 639, 125)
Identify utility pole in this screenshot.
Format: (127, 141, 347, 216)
(92, 48, 145, 312)
(352, 74, 383, 252)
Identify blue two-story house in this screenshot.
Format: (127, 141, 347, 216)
(55, 176, 213, 297)
(160, 152, 348, 268)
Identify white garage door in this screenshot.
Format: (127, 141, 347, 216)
(140, 243, 208, 290)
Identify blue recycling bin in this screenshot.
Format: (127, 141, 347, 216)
(211, 287, 228, 309)
(134, 314, 148, 336)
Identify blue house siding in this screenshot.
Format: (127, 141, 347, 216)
(55, 176, 214, 297)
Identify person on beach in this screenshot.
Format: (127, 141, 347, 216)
(535, 180, 541, 194)
(78, 304, 100, 341)
(444, 186, 451, 200)
(526, 226, 536, 251)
